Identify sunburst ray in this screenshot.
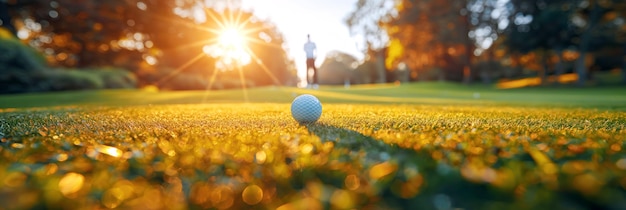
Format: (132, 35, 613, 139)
(151, 5, 288, 102)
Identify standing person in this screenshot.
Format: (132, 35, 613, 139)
(303, 34, 318, 89)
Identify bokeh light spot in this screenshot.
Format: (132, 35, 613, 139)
(95, 145, 122, 158)
(344, 174, 360, 190)
(330, 189, 356, 209)
(242, 184, 263, 205)
(255, 151, 267, 164)
(58, 173, 84, 197)
(369, 162, 397, 180)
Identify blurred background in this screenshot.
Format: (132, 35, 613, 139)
(1, 0, 624, 94)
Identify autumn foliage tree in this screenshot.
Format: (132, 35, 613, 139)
(4, 0, 296, 90)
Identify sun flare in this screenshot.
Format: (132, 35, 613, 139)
(219, 28, 246, 49)
(156, 8, 284, 103)
(203, 27, 252, 67)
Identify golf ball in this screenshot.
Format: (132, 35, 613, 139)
(291, 94, 322, 123)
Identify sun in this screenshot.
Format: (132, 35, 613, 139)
(221, 27, 251, 66)
(156, 8, 283, 102)
(219, 28, 246, 49)
(203, 27, 252, 68)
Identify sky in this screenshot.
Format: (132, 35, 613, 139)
(239, 0, 362, 83)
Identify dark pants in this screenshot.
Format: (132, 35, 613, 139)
(306, 58, 318, 84)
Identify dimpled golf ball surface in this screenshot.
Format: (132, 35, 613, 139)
(291, 94, 322, 123)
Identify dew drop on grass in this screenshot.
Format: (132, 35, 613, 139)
(369, 162, 397, 180)
(255, 151, 267, 164)
(11, 143, 24, 149)
(344, 174, 360, 190)
(59, 173, 84, 197)
(301, 143, 314, 155)
(45, 164, 58, 175)
(242, 184, 263, 205)
(330, 189, 356, 209)
(611, 144, 622, 152)
(211, 186, 234, 209)
(56, 153, 69, 162)
(616, 159, 626, 170)
(102, 188, 124, 208)
(95, 145, 122, 158)
(4, 172, 27, 187)
(276, 197, 322, 210)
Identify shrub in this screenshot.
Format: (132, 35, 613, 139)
(0, 37, 47, 73)
(158, 73, 208, 90)
(87, 68, 137, 89)
(0, 68, 41, 94)
(42, 70, 105, 91)
(0, 36, 138, 93)
(421, 67, 445, 81)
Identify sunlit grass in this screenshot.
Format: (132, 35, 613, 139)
(1, 90, 626, 209)
(1, 82, 625, 109)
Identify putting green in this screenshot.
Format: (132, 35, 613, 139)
(0, 83, 625, 209)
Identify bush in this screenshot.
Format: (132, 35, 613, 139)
(42, 68, 137, 91)
(421, 67, 445, 81)
(0, 68, 137, 94)
(215, 78, 256, 89)
(0, 68, 43, 94)
(0, 37, 47, 72)
(157, 73, 208, 90)
(42, 70, 105, 91)
(0, 36, 137, 93)
(86, 68, 137, 89)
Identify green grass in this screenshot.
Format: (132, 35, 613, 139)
(1, 82, 625, 109)
(1, 82, 626, 209)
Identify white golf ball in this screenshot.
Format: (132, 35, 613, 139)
(291, 94, 322, 123)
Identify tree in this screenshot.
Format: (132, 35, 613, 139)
(505, 0, 625, 86)
(242, 17, 297, 86)
(10, 0, 149, 70)
(575, 0, 626, 85)
(318, 50, 358, 85)
(617, 2, 626, 84)
(9, 0, 296, 89)
(504, 0, 576, 85)
(0, 0, 16, 36)
(469, 0, 513, 83)
(346, 0, 396, 83)
(385, 0, 474, 82)
(572, 0, 605, 86)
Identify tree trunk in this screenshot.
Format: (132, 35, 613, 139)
(375, 50, 386, 83)
(554, 48, 565, 85)
(575, 47, 589, 86)
(540, 50, 549, 85)
(509, 53, 523, 79)
(75, 38, 90, 68)
(575, 1, 602, 87)
(482, 48, 495, 84)
(462, 4, 473, 85)
(623, 42, 626, 85)
(0, 0, 17, 36)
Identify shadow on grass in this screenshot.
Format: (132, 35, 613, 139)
(304, 122, 391, 153)
(302, 122, 527, 210)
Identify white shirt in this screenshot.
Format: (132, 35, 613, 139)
(304, 41, 317, 59)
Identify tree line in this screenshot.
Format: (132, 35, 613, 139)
(344, 0, 626, 86)
(2, 0, 624, 93)
(0, 0, 297, 93)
